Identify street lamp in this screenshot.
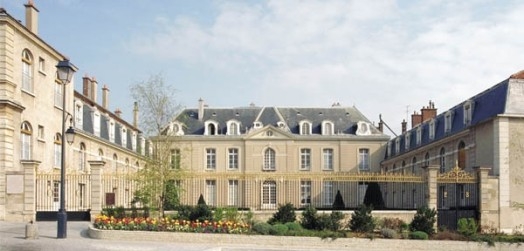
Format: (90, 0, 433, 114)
(56, 59, 77, 239)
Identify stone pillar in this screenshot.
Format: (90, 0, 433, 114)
(21, 160, 40, 222)
(89, 160, 105, 221)
(474, 166, 499, 229)
(423, 165, 439, 210)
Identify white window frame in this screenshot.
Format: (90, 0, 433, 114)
(395, 138, 400, 153)
(206, 148, 216, 170)
(439, 147, 446, 173)
(322, 181, 333, 206)
(322, 121, 334, 135)
(121, 127, 127, 147)
(299, 120, 312, 135)
(21, 122, 32, 160)
(405, 133, 411, 150)
(323, 148, 334, 170)
(228, 148, 239, 169)
(93, 110, 101, 137)
(444, 111, 453, 133)
(171, 149, 181, 169)
(227, 120, 241, 135)
(463, 100, 474, 126)
(300, 148, 311, 170)
(416, 127, 422, 145)
(228, 180, 239, 206)
(22, 49, 33, 93)
(54, 81, 63, 108)
(74, 101, 83, 129)
(262, 180, 277, 208)
(263, 148, 276, 171)
(358, 148, 370, 171)
(300, 180, 312, 206)
(204, 120, 219, 135)
(206, 180, 216, 206)
(109, 119, 115, 143)
(54, 133, 62, 168)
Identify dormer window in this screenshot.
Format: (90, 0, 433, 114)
(170, 122, 184, 136)
(253, 121, 263, 129)
(93, 109, 101, 137)
(355, 121, 372, 136)
(299, 120, 312, 135)
(395, 137, 400, 153)
(429, 119, 436, 140)
(204, 121, 219, 135)
(444, 111, 453, 133)
(463, 100, 474, 126)
(416, 127, 422, 145)
(109, 119, 115, 143)
(322, 121, 334, 135)
(74, 101, 83, 129)
(405, 133, 410, 150)
(227, 120, 241, 135)
(121, 127, 127, 147)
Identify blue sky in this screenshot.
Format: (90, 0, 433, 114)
(4, 0, 524, 135)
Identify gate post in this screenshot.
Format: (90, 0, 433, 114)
(474, 166, 498, 229)
(89, 160, 105, 221)
(423, 165, 439, 231)
(21, 160, 40, 222)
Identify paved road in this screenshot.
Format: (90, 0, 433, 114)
(0, 221, 320, 251)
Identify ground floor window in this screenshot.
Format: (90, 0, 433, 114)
(262, 180, 276, 208)
(228, 180, 239, 206)
(300, 180, 311, 206)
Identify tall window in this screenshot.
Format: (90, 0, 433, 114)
(93, 111, 101, 136)
(78, 183, 86, 208)
(263, 148, 276, 170)
(98, 149, 104, 161)
(439, 147, 446, 173)
(20, 122, 32, 160)
(228, 121, 240, 136)
(54, 82, 63, 107)
(206, 180, 216, 206)
(75, 103, 83, 129)
(79, 143, 86, 171)
(424, 152, 430, 167)
(411, 157, 417, 174)
(262, 180, 277, 208)
(463, 101, 473, 126)
(322, 181, 333, 206)
(444, 111, 453, 133)
(416, 127, 422, 145)
(171, 149, 181, 169)
(358, 148, 370, 171)
(405, 133, 410, 150)
(300, 180, 311, 206)
(22, 49, 33, 92)
(300, 148, 311, 170)
(109, 121, 115, 143)
(121, 128, 127, 147)
(458, 141, 466, 169)
(322, 121, 333, 135)
(300, 121, 311, 135)
(429, 119, 436, 140)
(206, 148, 216, 169)
(323, 148, 333, 170)
(228, 180, 239, 206)
(54, 133, 62, 168)
(228, 148, 239, 169)
(112, 154, 118, 172)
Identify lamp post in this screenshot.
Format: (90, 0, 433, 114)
(56, 59, 77, 239)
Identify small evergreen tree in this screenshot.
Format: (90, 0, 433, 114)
(332, 190, 345, 210)
(349, 204, 375, 233)
(409, 206, 436, 235)
(197, 194, 206, 205)
(268, 203, 296, 224)
(300, 205, 318, 230)
(363, 182, 385, 209)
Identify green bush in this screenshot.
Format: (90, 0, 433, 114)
(409, 206, 436, 235)
(317, 211, 344, 231)
(270, 223, 289, 236)
(103, 207, 115, 217)
(190, 204, 213, 222)
(197, 194, 206, 205)
(253, 222, 272, 235)
(213, 207, 225, 222)
(409, 231, 429, 240)
(268, 203, 296, 224)
(349, 204, 375, 233)
(115, 206, 126, 219)
(285, 222, 303, 231)
(457, 218, 478, 237)
(363, 182, 385, 209)
(300, 205, 318, 230)
(332, 190, 345, 210)
(380, 217, 406, 232)
(381, 228, 398, 239)
(224, 207, 240, 222)
(175, 205, 193, 220)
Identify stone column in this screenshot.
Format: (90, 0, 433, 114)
(474, 166, 498, 229)
(21, 160, 40, 222)
(89, 160, 105, 221)
(423, 165, 439, 210)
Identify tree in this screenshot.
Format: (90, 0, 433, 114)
(363, 182, 385, 209)
(130, 73, 182, 217)
(349, 204, 375, 233)
(332, 190, 345, 210)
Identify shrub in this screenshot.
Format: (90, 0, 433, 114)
(197, 194, 206, 205)
(433, 229, 468, 241)
(409, 231, 429, 240)
(190, 204, 213, 222)
(213, 207, 225, 222)
(285, 222, 303, 231)
(115, 206, 126, 219)
(175, 205, 193, 220)
(381, 217, 406, 232)
(409, 206, 436, 235)
(457, 218, 478, 237)
(253, 222, 272, 235)
(270, 223, 289, 236)
(349, 204, 375, 233)
(224, 207, 240, 222)
(381, 228, 398, 239)
(103, 207, 115, 217)
(332, 190, 345, 210)
(317, 211, 344, 231)
(301, 205, 318, 230)
(363, 182, 385, 209)
(268, 203, 296, 224)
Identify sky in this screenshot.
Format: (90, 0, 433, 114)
(3, 0, 524, 136)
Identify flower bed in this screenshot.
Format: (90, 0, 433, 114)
(93, 215, 250, 234)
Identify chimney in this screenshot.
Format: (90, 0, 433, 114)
(378, 114, 384, 133)
(91, 77, 98, 103)
(24, 0, 39, 35)
(133, 102, 139, 128)
(411, 111, 422, 128)
(115, 108, 122, 118)
(82, 75, 92, 99)
(198, 98, 205, 121)
(401, 119, 407, 133)
(421, 100, 437, 122)
(102, 85, 109, 109)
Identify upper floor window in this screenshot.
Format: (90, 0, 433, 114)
(356, 121, 372, 136)
(227, 120, 240, 135)
(204, 121, 219, 135)
(300, 148, 311, 170)
(79, 143, 86, 171)
(263, 148, 276, 171)
(228, 148, 239, 169)
(429, 119, 436, 140)
(395, 138, 400, 154)
(444, 111, 453, 133)
(463, 100, 474, 126)
(171, 149, 181, 169)
(20, 122, 32, 160)
(109, 120, 115, 143)
(253, 121, 263, 129)
(322, 121, 334, 135)
(424, 152, 430, 167)
(169, 122, 184, 136)
(206, 148, 216, 169)
(299, 120, 312, 135)
(358, 148, 370, 171)
(405, 133, 411, 150)
(416, 127, 422, 145)
(22, 49, 33, 93)
(74, 102, 83, 129)
(439, 147, 446, 173)
(387, 141, 392, 157)
(93, 110, 101, 136)
(54, 133, 62, 168)
(131, 132, 137, 150)
(121, 127, 127, 147)
(323, 148, 333, 170)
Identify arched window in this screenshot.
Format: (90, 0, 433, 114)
(22, 49, 33, 92)
(411, 157, 417, 174)
(227, 121, 240, 136)
(204, 121, 219, 135)
(424, 152, 430, 167)
(20, 122, 32, 160)
(458, 141, 466, 169)
(112, 154, 118, 172)
(98, 149, 104, 161)
(300, 121, 311, 135)
(322, 121, 333, 135)
(125, 158, 130, 171)
(79, 143, 86, 171)
(263, 148, 276, 170)
(262, 180, 277, 208)
(54, 133, 62, 168)
(439, 147, 446, 173)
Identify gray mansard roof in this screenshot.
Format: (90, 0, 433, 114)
(173, 105, 385, 136)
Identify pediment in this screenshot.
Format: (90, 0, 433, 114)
(244, 125, 294, 140)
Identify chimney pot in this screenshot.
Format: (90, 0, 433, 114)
(24, 0, 39, 35)
(198, 98, 205, 121)
(102, 85, 109, 109)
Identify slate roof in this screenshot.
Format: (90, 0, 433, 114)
(385, 78, 510, 159)
(174, 105, 383, 136)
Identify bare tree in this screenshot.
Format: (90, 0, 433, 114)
(130, 73, 182, 217)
